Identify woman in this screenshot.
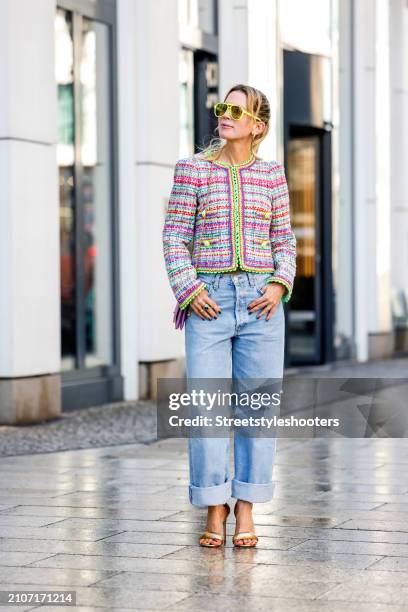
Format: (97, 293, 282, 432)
(162, 84, 296, 548)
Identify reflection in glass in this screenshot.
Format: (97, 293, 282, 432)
(56, 9, 76, 370)
(288, 137, 318, 358)
(80, 18, 113, 368)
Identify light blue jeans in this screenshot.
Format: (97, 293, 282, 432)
(185, 270, 285, 508)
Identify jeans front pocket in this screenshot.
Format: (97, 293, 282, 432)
(197, 273, 217, 293)
(254, 273, 273, 295)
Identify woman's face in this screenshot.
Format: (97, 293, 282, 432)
(217, 90, 265, 143)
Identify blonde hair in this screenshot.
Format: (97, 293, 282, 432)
(196, 84, 271, 162)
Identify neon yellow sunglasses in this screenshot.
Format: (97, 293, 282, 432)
(213, 102, 262, 122)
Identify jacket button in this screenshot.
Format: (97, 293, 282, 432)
(202, 239, 211, 246)
(260, 240, 268, 248)
(201, 210, 206, 217)
(264, 211, 271, 219)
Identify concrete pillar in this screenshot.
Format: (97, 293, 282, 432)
(218, 0, 281, 158)
(351, 0, 392, 361)
(389, 0, 408, 310)
(0, 0, 61, 423)
(116, 0, 139, 399)
(337, 0, 355, 359)
(134, 0, 184, 365)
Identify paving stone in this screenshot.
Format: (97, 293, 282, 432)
(0, 538, 185, 557)
(337, 519, 408, 532)
(0, 605, 33, 612)
(165, 511, 345, 528)
(28, 608, 141, 612)
(42, 515, 186, 531)
(0, 506, 176, 518)
(0, 516, 64, 528)
(274, 501, 382, 512)
(29, 554, 254, 576)
(318, 582, 408, 604)
(0, 527, 125, 542)
(374, 503, 408, 512)
(166, 594, 408, 611)
(0, 551, 54, 566)
(292, 538, 408, 556)
(157, 546, 383, 569)
(368, 556, 408, 571)
(92, 570, 334, 599)
(248, 563, 357, 582)
(0, 566, 119, 586)
(341, 569, 408, 585)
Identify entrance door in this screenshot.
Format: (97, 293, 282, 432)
(286, 132, 331, 364)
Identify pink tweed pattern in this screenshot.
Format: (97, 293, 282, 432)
(162, 155, 297, 309)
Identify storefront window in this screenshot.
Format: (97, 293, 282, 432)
(56, 7, 114, 372)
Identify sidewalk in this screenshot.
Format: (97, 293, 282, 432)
(1, 357, 408, 610)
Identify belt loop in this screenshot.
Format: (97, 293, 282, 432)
(215, 273, 221, 289)
(246, 271, 255, 287)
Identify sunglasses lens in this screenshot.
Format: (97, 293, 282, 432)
(214, 103, 227, 117)
(230, 105, 243, 120)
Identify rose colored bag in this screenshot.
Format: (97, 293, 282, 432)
(172, 157, 214, 331)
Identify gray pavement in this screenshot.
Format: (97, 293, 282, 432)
(0, 357, 408, 610)
(1, 437, 408, 608)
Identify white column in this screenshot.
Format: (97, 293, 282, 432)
(117, 0, 139, 398)
(351, 0, 392, 361)
(134, 0, 182, 363)
(218, 0, 281, 158)
(0, 0, 60, 423)
(389, 0, 408, 297)
(336, 0, 355, 358)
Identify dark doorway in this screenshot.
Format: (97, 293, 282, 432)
(283, 49, 334, 366)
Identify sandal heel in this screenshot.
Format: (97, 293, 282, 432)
(199, 502, 230, 548)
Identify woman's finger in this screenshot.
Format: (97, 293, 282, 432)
(205, 296, 222, 315)
(265, 304, 278, 320)
(191, 293, 218, 320)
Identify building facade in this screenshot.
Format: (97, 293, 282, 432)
(0, 0, 407, 423)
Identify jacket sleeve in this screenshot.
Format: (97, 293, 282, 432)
(162, 158, 207, 310)
(266, 162, 297, 303)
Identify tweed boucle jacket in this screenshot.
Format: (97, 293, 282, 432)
(162, 153, 297, 310)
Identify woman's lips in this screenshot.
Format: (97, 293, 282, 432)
(221, 124, 233, 129)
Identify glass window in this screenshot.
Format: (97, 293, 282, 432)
(287, 136, 320, 360)
(55, 8, 114, 371)
(56, 9, 76, 370)
(80, 18, 113, 369)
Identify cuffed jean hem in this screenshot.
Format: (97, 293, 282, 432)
(189, 480, 232, 508)
(231, 478, 275, 503)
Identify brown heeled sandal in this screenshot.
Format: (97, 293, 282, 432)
(232, 531, 259, 547)
(199, 502, 230, 547)
(233, 501, 258, 548)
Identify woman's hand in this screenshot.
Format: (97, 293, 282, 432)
(190, 289, 222, 320)
(248, 283, 285, 320)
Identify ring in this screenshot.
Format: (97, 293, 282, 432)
(203, 304, 210, 310)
